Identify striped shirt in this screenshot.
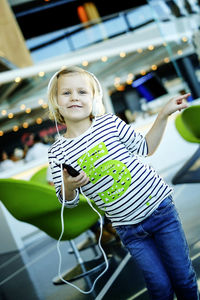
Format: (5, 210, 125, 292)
(48, 113, 173, 227)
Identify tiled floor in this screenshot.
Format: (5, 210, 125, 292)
(0, 162, 200, 300)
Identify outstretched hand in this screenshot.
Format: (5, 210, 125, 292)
(160, 93, 190, 119)
(145, 93, 191, 156)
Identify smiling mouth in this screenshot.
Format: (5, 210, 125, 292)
(68, 105, 82, 108)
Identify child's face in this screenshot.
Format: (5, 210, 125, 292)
(57, 73, 93, 122)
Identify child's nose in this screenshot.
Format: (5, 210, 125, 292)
(71, 91, 79, 100)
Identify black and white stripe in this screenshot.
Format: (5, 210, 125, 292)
(48, 113, 173, 227)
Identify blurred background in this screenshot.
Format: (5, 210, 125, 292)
(0, 1, 200, 299)
(0, 0, 200, 153)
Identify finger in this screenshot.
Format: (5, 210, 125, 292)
(76, 173, 90, 185)
(175, 93, 191, 100)
(63, 168, 70, 177)
(72, 171, 87, 183)
(78, 173, 90, 183)
(177, 102, 188, 111)
(79, 178, 90, 186)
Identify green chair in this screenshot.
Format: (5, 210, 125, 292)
(31, 166, 107, 252)
(30, 166, 101, 255)
(30, 166, 49, 186)
(182, 105, 200, 140)
(0, 178, 107, 290)
(172, 105, 200, 184)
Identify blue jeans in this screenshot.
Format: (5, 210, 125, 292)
(115, 196, 199, 300)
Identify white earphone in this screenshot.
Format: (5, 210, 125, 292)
(92, 97, 101, 116)
(86, 70, 103, 117)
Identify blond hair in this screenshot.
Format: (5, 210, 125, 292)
(47, 66, 104, 124)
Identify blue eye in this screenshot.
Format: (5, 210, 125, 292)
(79, 90, 87, 94)
(63, 91, 70, 95)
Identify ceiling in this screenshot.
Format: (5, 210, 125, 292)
(0, 3, 199, 135)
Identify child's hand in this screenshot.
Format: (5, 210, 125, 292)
(160, 93, 190, 119)
(63, 169, 89, 191)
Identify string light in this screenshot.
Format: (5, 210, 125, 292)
(164, 57, 170, 63)
(151, 64, 157, 71)
(82, 61, 88, 66)
(127, 73, 134, 80)
(1, 47, 183, 138)
(36, 118, 42, 125)
(13, 126, 19, 132)
(15, 77, 21, 83)
(1, 110, 7, 116)
(8, 113, 14, 119)
(114, 77, 120, 84)
(140, 70, 146, 76)
(38, 98, 44, 105)
(42, 103, 48, 109)
(126, 79, 133, 85)
(120, 52, 126, 58)
(23, 122, 29, 129)
(126, 73, 134, 85)
(20, 104, 26, 110)
(116, 85, 125, 91)
(181, 36, 188, 42)
(114, 77, 121, 88)
(38, 71, 45, 77)
(101, 56, 108, 62)
(25, 108, 31, 113)
(148, 45, 154, 51)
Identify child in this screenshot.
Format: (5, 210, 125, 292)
(48, 66, 199, 300)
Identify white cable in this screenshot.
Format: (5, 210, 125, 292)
(56, 168, 109, 294)
(54, 118, 61, 139)
(52, 112, 109, 294)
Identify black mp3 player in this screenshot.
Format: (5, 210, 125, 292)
(56, 163, 80, 177)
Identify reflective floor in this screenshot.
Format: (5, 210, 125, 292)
(0, 162, 200, 300)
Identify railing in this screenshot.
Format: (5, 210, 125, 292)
(26, 1, 200, 62)
(26, 5, 156, 61)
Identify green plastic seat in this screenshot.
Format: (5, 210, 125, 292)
(0, 178, 107, 287)
(0, 178, 101, 240)
(173, 105, 200, 184)
(175, 113, 200, 144)
(30, 166, 49, 186)
(182, 105, 200, 139)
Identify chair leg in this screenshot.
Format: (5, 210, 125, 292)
(69, 240, 97, 297)
(172, 146, 200, 184)
(68, 230, 99, 256)
(52, 239, 110, 293)
(85, 230, 99, 257)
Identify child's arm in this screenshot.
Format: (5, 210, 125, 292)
(145, 93, 190, 156)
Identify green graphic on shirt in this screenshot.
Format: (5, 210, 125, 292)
(77, 142, 131, 203)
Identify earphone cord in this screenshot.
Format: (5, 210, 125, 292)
(54, 117, 109, 294)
